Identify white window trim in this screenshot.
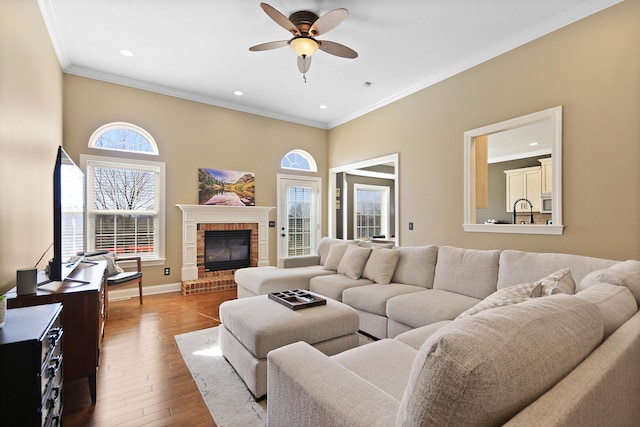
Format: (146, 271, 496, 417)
(353, 183, 390, 240)
(88, 122, 159, 155)
(80, 154, 166, 266)
(280, 149, 318, 172)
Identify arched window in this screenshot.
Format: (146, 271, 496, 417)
(88, 122, 159, 155)
(280, 149, 317, 172)
(83, 122, 164, 262)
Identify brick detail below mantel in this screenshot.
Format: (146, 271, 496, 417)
(176, 204, 274, 294)
(180, 222, 258, 295)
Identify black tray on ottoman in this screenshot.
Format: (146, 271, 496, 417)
(268, 289, 327, 310)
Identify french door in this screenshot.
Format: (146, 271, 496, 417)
(277, 175, 321, 260)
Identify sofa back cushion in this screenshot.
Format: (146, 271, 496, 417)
(397, 295, 604, 427)
(317, 237, 355, 266)
(391, 246, 438, 288)
(362, 247, 401, 284)
(432, 246, 500, 299)
(578, 260, 640, 305)
(576, 283, 638, 338)
(497, 250, 616, 290)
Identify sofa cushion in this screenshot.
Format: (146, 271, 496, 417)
(317, 237, 354, 266)
(456, 268, 576, 319)
(331, 339, 417, 400)
(432, 246, 500, 299)
(391, 246, 438, 288)
(578, 260, 640, 305)
(309, 274, 373, 301)
(397, 295, 604, 426)
(575, 283, 638, 338)
(234, 265, 335, 296)
(497, 249, 616, 290)
(343, 284, 425, 316)
(394, 321, 452, 351)
(337, 245, 372, 280)
(386, 289, 480, 330)
(323, 243, 351, 271)
(362, 247, 401, 284)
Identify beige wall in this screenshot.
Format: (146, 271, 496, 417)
(0, 0, 63, 292)
(63, 76, 327, 286)
(328, 0, 640, 261)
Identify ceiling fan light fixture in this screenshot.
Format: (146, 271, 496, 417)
(289, 36, 319, 58)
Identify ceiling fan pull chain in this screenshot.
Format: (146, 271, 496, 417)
(302, 73, 307, 83)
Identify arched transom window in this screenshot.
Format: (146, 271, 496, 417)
(281, 149, 317, 172)
(88, 122, 159, 155)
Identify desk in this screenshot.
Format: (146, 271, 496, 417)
(6, 260, 106, 403)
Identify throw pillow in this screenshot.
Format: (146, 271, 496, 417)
(337, 245, 372, 280)
(397, 295, 603, 427)
(578, 260, 640, 305)
(323, 243, 350, 271)
(85, 253, 123, 276)
(456, 268, 575, 319)
(361, 247, 401, 284)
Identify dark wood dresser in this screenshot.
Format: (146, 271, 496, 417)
(6, 261, 106, 403)
(0, 303, 64, 426)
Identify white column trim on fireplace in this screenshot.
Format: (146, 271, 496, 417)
(176, 204, 274, 281)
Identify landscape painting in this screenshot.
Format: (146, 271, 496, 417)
(198, 168, 255, 206)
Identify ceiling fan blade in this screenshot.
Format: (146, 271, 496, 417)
(260, 3, 300, 36)
(318, 40, 358, 59)
(310, 8, 348, 36)
(249, 40, 289, 52)
(297, 55, 312, 73)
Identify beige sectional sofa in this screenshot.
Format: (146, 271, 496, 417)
(234, 238, 640, 426)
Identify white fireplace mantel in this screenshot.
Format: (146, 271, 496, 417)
(176, 204, 274, 281)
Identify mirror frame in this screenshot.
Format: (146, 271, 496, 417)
(329, 153, 400, 244)
(463, 106, 564, 235)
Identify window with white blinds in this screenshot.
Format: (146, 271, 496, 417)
(354, 184, 389, 240)
(287, 186, 312, 256)
(83, 155, 165, 260)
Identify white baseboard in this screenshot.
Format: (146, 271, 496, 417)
(107, 282, 182, 302)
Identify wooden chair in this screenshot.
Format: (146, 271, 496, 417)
(104, 256, 143, 316)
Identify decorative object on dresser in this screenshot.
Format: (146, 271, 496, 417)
(0, 303, 64, 426)
(6, 260, 107, 404)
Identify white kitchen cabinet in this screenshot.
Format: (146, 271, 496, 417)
(539, 157, 552, 194)
(505, 166, 542, 212)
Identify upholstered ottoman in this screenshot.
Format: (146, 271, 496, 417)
(219, 293, 360, 399)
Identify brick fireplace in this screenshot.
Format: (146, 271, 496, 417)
(176, 204, 274, 295)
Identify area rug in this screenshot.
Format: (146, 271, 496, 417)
(174, 326, 267, 427)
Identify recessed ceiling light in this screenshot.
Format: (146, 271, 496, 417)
(320, 104, 328, 110)
(120, 49, 133, 57)
(529, 142, 539, 146)
(234, 90, 243, 96)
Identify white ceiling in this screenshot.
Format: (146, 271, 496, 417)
(39, 0, 620, 129)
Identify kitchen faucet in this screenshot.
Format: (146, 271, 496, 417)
(513, 198, 534, 224)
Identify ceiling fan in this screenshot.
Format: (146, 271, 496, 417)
(249, 2, 358, 80)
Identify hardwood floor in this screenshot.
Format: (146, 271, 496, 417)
(63, 290, 237, 427)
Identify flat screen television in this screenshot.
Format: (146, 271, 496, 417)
(47, 146, 86, 282)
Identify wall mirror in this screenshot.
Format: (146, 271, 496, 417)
(329, 153, 399, 244)
(463, 106, 564, 235)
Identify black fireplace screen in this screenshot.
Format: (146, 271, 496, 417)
(204, 230, 251, 271)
